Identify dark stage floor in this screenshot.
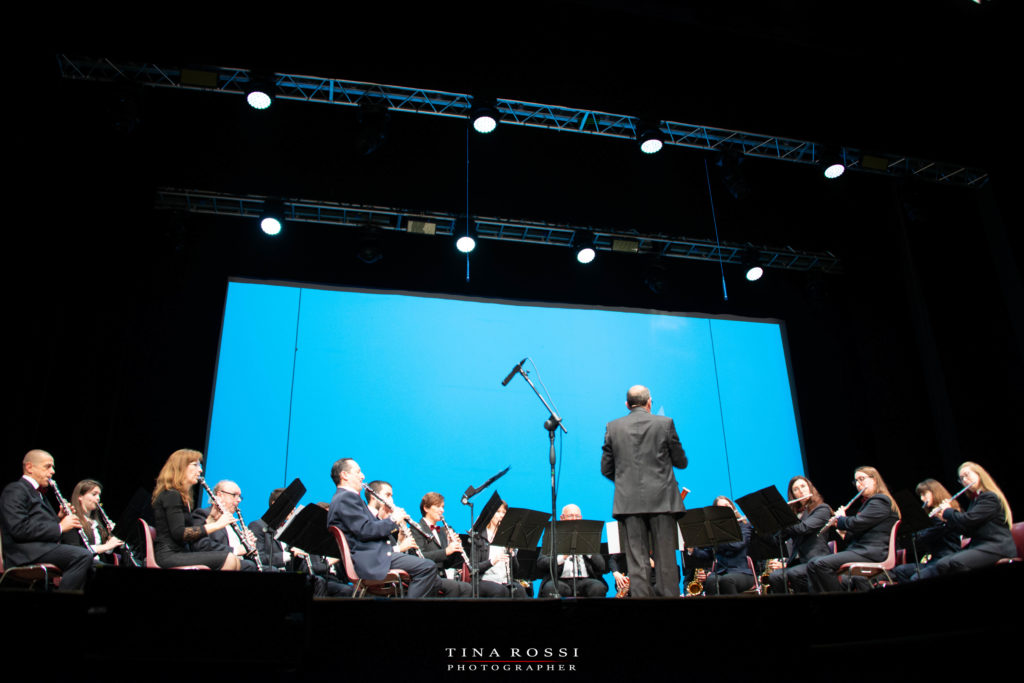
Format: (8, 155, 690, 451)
(5, 562, 1020, 681)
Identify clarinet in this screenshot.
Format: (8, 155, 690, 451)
(49, 478, 92, 549)
(233, 507, 264, 572)
(97, 501, 140, 567)
(198, 476, 263, 571)
(439, 515, 475, 575)
(360, 483, 424, 558)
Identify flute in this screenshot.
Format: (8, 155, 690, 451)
(361, 483, 424, 557)
(50, 478, 93, 549)
(786, 494, 812, 505)
(928, 484, 971, 518)
(817, 490, 864, 536)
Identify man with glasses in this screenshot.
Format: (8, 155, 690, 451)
(536, 504, 610, 598)
(192, 480, 260, 571)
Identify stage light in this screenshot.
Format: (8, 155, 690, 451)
(821, 150, 846, 179)
(574, 230, 596, 264)
(246, 75, 274, 110)
(470, 101, 498, 134)
(638, 123, 664, 154)
(455, 219, 477, 253)
(742, 248, 763, 281)
(260, 200, 285, 236)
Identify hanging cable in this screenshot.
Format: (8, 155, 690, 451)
(703, 158, 728, 302)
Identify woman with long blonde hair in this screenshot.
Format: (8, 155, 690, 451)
(150, 449, 240, 570)
(915, 462, 1016, 579)
(806, 466, 900, 593)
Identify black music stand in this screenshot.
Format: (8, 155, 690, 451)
(736, 486, 799, 593)
(279, 503, 337, 559)
(540, 519, 604, 598)
(893, 489, 932, 580)
(491, 506, 550, 597)
(260, 478, 306, 529)
(679, 505, 742, 595)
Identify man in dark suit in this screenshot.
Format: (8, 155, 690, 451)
(327, 458, 439, 598)
(601, 385, 687, 598)
(537, 504, 609, 597)
(0, 449, 93, 590)
(191, 479, 259, 571)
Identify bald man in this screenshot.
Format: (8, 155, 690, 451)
(601, 385, 687, 598)
(0, 450, 93, 589)
(191, 479, 260, 571)
(537, 504, 609, 598)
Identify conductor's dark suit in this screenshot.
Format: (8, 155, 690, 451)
(327, 486, 439, 598)
(601, 406, 687, 597)
(0, 477, 93, 589)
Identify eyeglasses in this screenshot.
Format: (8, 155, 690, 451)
(853, 475, 873, 485)
(219, 491, 243, 500)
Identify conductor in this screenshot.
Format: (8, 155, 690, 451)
(600, 385, 687, 598)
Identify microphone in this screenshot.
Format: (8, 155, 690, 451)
(501, 358, 528, 386)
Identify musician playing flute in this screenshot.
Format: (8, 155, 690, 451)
(911, 462, 1016, 580)
(891, 478, 963, 583)
(765, 476, 832, 594)
(806, 466, 900, 593)
(0, 449, 93, 589)
(326, 459, 439, 598)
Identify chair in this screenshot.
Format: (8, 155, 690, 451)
(996, 521, 1024, 565)
(138, 519, 210, 570)
(328, 525, 409, 598)
(0, 534, 62, 590)
(837, 520, 900, 588)
(745, 556, 762, 595)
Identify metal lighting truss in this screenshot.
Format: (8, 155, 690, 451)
(58, 55, 988, 187)
(156, 188, 842, 274)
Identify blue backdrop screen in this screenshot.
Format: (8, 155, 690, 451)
(205, 280, 804, 591)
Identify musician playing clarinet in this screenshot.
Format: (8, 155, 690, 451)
(806, 466, 900, 593)
(408, 491, 473, 597)
(326, 459, 439, 598)
(912, 462, 1016, 580)
(191, 479, 259, 571)
(1, 449, 93, 589)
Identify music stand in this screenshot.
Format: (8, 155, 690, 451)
(736, 486, 799, 593)
(679, 505, 742, 595)
(278, 503, 337, 559)
(540, 519, 603, 598)
(260, 478, 306, 530)
(893, 489, 932, 579)
(492, 506, 550, 596)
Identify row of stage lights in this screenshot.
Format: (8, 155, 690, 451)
(246, 88, 775, 281)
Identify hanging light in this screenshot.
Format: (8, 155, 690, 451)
(574, 230, 597, 264)
(455, 218, 477, 253)
(638, 122, 664, 154)
(470, 100, 499, 134)
(259, 199, 285, 236)
(245, 74, 274, 110)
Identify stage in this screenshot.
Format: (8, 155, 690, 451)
(6, 562, 1019, 680)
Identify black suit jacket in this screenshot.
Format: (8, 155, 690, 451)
(190, 506, 233, 553)
(781, 503, 832, 564)
(942, 491, 1016, 557)
(327, 486, 400, 580)
(0, 478, 63, 566)
(836, 494, 899, 560)
(601, 407, 687, 517)
(536, 552, 608, 589)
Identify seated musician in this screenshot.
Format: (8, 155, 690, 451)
(1, 449, 93, 589)
(470, 501, 528, 598)
(892, 478, 963, 583)
(326, 459, 439, 598)
(191, 479, 259, 571)
(686, 496, 754, 595)
(150, 449, 240, 571)
(914, 462, 1016, 580)
(536, 504, 608, 598)
(407, 491, 473, 597)
(59, 478, 125, 565)
(766, 476, 832, 594)
(806, 466, 900, 593)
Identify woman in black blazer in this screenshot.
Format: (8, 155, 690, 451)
(806, 466, 901, 593)
(916, 461, 1016, 579)
(766, 476, 832, 594)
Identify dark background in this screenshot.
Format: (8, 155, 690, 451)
(10, 0, 1021, 521)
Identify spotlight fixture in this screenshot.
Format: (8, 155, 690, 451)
(638, 122, 664, 154)
(455, 219, 477, 253)
(259, 199, 285, 236)
(742, 248, 763, 281)
(470, 101, 498, 134)
(821, 149, 846, 179)
(573, 230, 597, 264)
(245, 74, 275, 110)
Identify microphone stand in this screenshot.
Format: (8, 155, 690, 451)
(503, 360, 567, 596)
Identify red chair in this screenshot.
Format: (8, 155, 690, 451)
(996, 521, 1024, 565)
(837, 520, 900, 587)
(0, 534, 62, 590)
(138, 519, 210, 570)
(745, 556, 762, 595)
(328, 525, 408, 598)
